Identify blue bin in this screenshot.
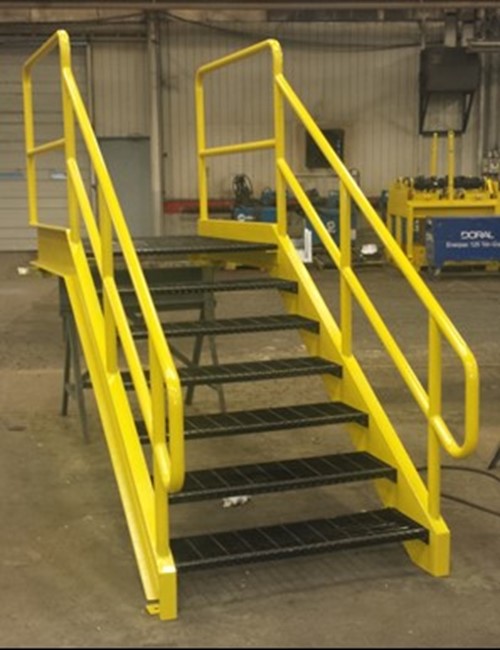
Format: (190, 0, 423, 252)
(425, 216, 500, 270)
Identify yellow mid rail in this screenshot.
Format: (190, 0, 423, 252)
(195, 39, 479, 521)
(23, 30, 181, 619)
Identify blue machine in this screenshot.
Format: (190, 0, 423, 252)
(233, 186, 357, 247)
(425, 216, 500, 271)
(310, 191, 340, 245)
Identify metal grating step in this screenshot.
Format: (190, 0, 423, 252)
(171, 508, 428, 571)
(179, 356, 341, 386)
(117, 277, 297, 297)
(86, 356, 341, 390)
(170, 452, 396, 504)
(137, 401, 368, 442)
(131, 314, 319, 340)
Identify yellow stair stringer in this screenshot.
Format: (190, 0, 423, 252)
(273, 235, 450, 577)
(197, 221, 449, 578)
(34, 225, 176, 612)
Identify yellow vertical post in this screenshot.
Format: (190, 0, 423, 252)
(22, 70, 39, 226)
(395, 215, 403, 250)
(430, 132, 439, 177)
(272, 46, 287, 237)
(150, 339, 169, 558)
(447, 130, 455, 200)
(340, 181, 352, 357)
(59, 33, 80, 242)
(98, 186, 117, 373)
(407, 210, 415, 263)
(428, 316, 442, 519)
(149, 338, 177, 620)
(195, 73, 209, 223)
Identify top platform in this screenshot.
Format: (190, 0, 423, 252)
(86, 235, 277, 257)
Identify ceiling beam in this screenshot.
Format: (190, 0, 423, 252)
(0, 1, 498, 10)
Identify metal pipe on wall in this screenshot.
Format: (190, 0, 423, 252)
(148, 11, 164, 236)
(492, 54, 500, 150)
(3, 1, 500, 9)
(477, 52, 487, 173)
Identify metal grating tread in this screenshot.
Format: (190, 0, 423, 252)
(137, 401, 368, 442)
(170, 452, 396, 504)
(131, 314, 319, 340)
(117, 277, 297, 297)
(83, 356, 340, 390)
(179, 356, 341, 386)
(171, 508, 429, 571)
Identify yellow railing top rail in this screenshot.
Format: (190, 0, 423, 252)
(23, 29, 184, 491)
(23, 29, 71, 72)
(196, 38, 282, 80)
(280, 73, 478, 459)
(195, 39, 479, 462)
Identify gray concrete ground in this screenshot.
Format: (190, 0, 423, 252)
(0, 250, 499, 648)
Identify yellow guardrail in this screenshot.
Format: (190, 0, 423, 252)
(195, 39, 479, 520)
(23, 30, 182, 601)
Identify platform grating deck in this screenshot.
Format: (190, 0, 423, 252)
(125, 235, 278, 256)
(86, 235, 278, 257)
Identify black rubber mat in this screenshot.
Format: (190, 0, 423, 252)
(131, 314, 320, 339)
(137, 401, 367, 442)
(171, 508, 428, 571)
(170, 452, 396, 504)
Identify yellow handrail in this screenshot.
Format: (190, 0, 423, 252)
(195, 39, 479, 518)
(23, 30, 183, 581)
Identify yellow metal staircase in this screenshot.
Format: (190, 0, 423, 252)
(23, 32, 479, 621)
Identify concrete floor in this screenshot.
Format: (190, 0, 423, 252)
(0, 250, 499, 647)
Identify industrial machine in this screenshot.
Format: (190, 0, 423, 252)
(231, 174, 358, 247)
(387, 131, 500, 272)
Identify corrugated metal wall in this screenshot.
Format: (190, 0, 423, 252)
(161, 19, 481, 199)
(92, 42, 149, 137)
(0, 45, 88, 250)
(1, 21, 492, 250)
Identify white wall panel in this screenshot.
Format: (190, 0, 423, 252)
(161, 20, 485, 201)
(92, 42, 149, 137)
(0, 45, 88, 250)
